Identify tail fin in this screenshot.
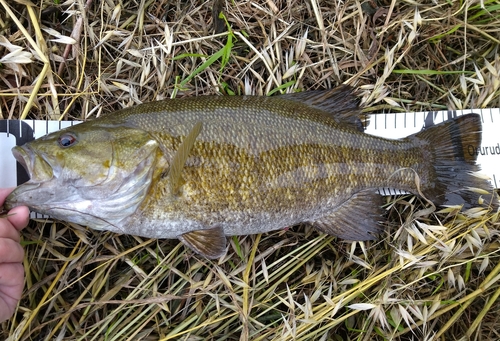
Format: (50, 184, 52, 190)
(413, 114, 498, 210)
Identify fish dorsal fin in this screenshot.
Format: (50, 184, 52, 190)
(179, 226, 227, 259)
(279, 85, 367, 132)
(312, 189, 384, 240)
(169, 121, 203, 196)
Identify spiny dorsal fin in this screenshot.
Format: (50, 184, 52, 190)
(279, 85, 368, 132)
(312, 189, 384, 240)
(179, 226, 227, 259)
(169, 121, 203, 196)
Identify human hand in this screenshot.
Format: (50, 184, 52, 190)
(0, 188, 29, 323)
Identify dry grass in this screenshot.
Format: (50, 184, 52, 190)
(1, 0, 500, 340)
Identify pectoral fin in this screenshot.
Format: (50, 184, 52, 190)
(169, 121, 203, 195)
(179, 226, 227, 259)
(312, 190, 384, 240)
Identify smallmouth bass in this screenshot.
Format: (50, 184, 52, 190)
(5, 86, 498, 258)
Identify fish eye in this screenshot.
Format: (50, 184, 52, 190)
(58, 133, 78, 148)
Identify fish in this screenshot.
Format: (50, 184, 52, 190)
(4, 85, 498, 258)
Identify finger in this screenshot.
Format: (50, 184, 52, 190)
(7, 206, 30, 232)
(0, 188, 15, 204)
(0, 219, 21, 242)
(0, 238, 24, 263)
(0, 262, 24, 322)
(0, 262, 24, 292)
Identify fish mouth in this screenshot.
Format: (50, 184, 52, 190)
(12, 146, 29, 176)
(12, 145, 54, 183)
(4, 145, 55, 211)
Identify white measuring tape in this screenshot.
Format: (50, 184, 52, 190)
(1, 108, 498, 214)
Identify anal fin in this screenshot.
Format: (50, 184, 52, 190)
(179, 226, 227, 259)
(312, 190, 384, 241)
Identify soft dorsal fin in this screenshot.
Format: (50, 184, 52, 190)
(169, 121, 203, 196)
(279, 85, 367, 132)
(179, 226, 227, 259)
